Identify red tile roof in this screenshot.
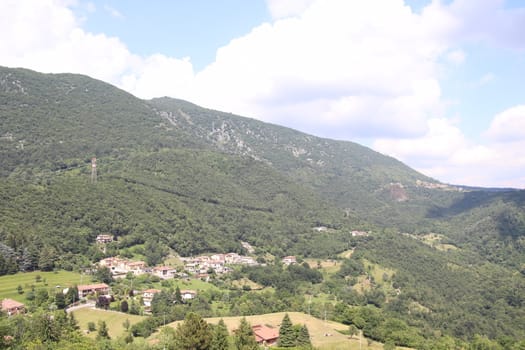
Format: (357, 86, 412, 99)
(143, 289, 161, 294)
(252, 324, 279, 343)
(77, 283, 109, 291)
(1, 299, 24, 310)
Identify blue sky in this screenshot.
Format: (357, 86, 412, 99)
(1, 0, 524, 188)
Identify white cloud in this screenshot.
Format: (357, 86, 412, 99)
(374, 113, 525, 188)
(265, 0, 316, 19)
(478, 72, 495, 86)
(183, 0, 451, 139)
(103, 4, 124, 19)
(485, 105, 525, 142)
(121, 55, 195, 100)
(446, 49, 465, 64)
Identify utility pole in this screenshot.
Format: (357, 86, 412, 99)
(91, 157, 97, 184)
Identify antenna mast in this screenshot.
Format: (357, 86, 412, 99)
(91, 157, 97, 184)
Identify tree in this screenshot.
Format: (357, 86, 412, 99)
(94, 266, 113, 284)
(175, 285, 183, 304)
(55, 291, 66, 309)
(174, 312, 212, 350)
(296, 324, 312, 348)
(348, 324, 359, 339)
(278, 313, 295, 347)
(234, 317, 258, 350)
(120, 300, 129, 313)
(211, 319, 229, 350)
(38, 245, 57, 271)
(96, 295, 110, 310)
(97, 320, 110, 340)
(65, 285, 78, 305)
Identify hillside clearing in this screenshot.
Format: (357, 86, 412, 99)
(162, 311, 411, 350)
(72, 307, 145, 339)
(0, 270, 82, 302)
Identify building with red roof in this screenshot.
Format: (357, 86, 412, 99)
(77, 283, 110, 298)
(252, 324, 279, 346)
(1, 299, 25, 316)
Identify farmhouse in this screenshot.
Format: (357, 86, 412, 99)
(252, 324, 279, 346)
(96, 234, 113, 244)
(77, 283, 110, 298)
(180, 289, 197, 301)
(1, 299, 25, 316)
(153, 266, 177, 279)
(142, 289, 161, 307)
(282, 256, 297, 265)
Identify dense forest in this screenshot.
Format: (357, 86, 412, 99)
(1, 66, 524, 349)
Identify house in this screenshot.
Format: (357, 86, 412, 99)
(77, 283, 110, 298)
(351, 230, 368, 237)
(96, 234, 113, 244)
(282, 256, 297, 265)
(142, 289, 161, 307)
(180, 289, 197, 301)
(99, 257, 146, 276)
(224, 253, 240, 264)
(125, 261, 146, 275)
(1, 299, 25, 316)
(252, 324, 279, 346)
(153, 266, 177, 279)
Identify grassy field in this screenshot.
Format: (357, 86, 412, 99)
(162, 311, 406, 350)
(0, 270, 83, 302)
(304, 258, 341, 275)
(72, 307, 145, 339)
(171, 278, 219, 291)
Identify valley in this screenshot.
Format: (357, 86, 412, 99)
(1, 66, 524, 349)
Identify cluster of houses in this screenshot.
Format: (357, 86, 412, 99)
(97, 251, 267, 280)
(142, 288, 197, 307)
(98, 257, 147, 277)
(73, 283, 197, 309)
(180, 252, 258, 276)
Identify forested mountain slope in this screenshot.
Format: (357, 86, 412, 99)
(1, 66, 525, 344)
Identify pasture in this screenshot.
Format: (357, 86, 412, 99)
(0, 270, 83, 302)
(72, 307, 145, 339)
(164, 311, 396, 350)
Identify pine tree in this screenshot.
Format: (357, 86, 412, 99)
(55, 291, 66, 309)
(175, 285, 183, 304)
(97, 320, 110, 340)
(174, 312, 212, 350)
(278, 313, 295, 347)
(234, 317, 258, 350)
(211, 319, 229, 350)
(65, 286, 78, 306)
(120, 300, 129, 313)
(296, 324, 312, 348)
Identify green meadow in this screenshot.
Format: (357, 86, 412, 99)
(72, 307, 145, 339)
(0, 270, 83, 302)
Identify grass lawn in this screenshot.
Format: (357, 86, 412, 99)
(171, 278, 219, 291)
(0, 270, 83, 302)
(304, 258, 341, 275)
(163, 312, 410, 350)
(72, 307, 145, 339)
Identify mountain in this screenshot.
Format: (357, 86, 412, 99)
(1, 66, 524, 343)
(1, 66, 524, 258)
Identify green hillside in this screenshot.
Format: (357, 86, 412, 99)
(1, 66, 524, 346)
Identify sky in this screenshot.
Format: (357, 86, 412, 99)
(1, 0, 524, 189)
